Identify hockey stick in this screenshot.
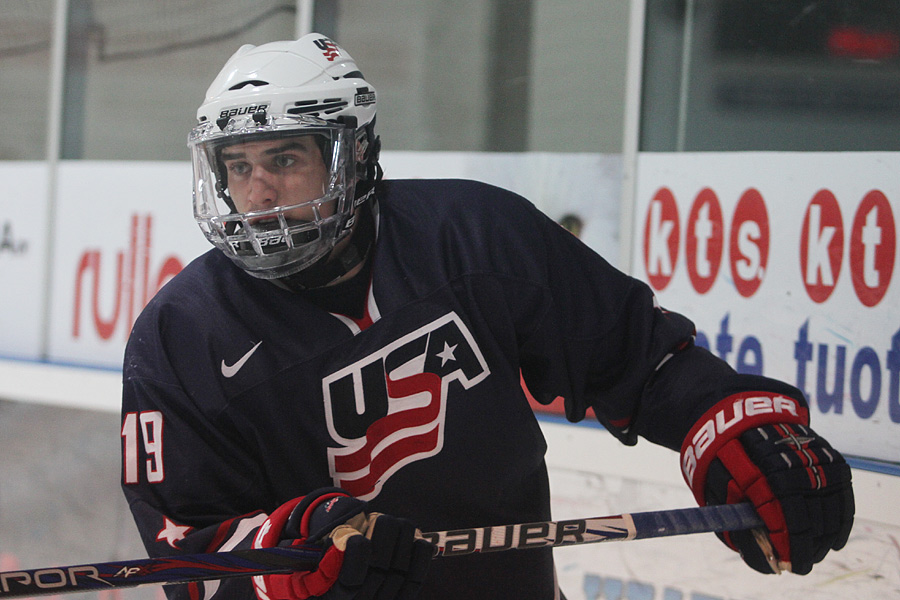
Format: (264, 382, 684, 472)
(0, 503, 761, 597)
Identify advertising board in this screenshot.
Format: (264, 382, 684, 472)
(632, 152, 900, 465)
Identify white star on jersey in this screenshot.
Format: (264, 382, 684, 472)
(436, 341, 458, 366)
(157, 517, 192, 549)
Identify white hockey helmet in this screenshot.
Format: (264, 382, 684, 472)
(188, 34, 379, 279)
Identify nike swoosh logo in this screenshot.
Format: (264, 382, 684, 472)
(221, 341, 262, 378)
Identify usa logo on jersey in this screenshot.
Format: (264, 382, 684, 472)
(322, 312, 490, 500)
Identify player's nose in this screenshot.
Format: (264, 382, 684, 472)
(245, 166, 278, 208)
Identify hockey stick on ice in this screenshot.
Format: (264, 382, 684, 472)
(0, 503, 762, 597)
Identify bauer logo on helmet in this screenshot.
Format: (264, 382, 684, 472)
(218, 104, 270, 121)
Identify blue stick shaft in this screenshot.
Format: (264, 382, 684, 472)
(629, 503, 763, 540)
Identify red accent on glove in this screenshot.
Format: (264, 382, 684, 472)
(283, 547, 345, 599)
(251, 493, 348, 600)
(297, 492, 348, 539)
(714, 436, 791, 560)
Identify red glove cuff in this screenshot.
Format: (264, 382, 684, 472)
(680, 391, 809, 505)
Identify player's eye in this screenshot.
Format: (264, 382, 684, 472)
(226, 161, 251, 176)
(272, 154, 297, 169)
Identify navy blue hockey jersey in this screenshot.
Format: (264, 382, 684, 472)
(122, 179, 771, 599)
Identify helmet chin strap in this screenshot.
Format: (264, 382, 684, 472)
(274, 193, 376, 291)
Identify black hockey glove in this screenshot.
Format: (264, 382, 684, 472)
(252, 488, 434, 600)
(681, 392, 854, 575)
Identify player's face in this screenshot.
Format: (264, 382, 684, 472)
(220, 135, 329, 221)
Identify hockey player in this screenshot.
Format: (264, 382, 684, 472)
(121, 34, 854, 600)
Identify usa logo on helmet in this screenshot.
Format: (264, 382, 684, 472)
(314, 38, 341, 61)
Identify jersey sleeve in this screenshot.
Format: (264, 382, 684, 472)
(508, 194, 803, 451)
(121, 312, 272, 598)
